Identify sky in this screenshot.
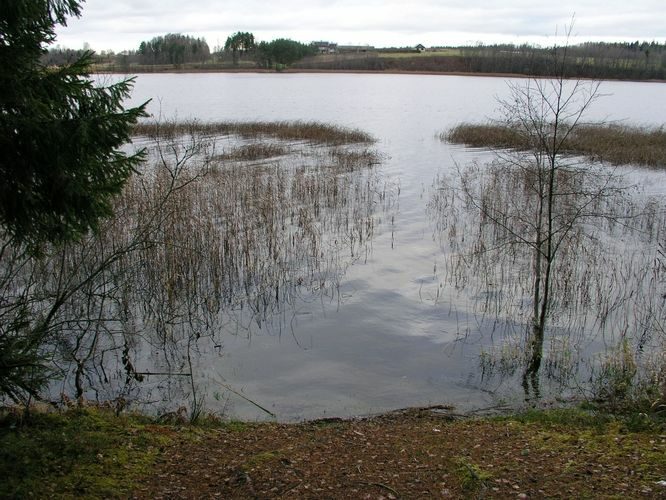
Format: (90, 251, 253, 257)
(54, 0, 666, 53)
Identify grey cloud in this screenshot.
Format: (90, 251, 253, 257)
(55, 0, 666, 51)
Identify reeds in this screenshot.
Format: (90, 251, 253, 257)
(134, 120, 375, 146)
(444, 124, 530, 150)
(429, 153, 666, 397)
(567, 124, 666, 168)
(0, 119, 395, 407)
(443, 123, 666, 168)
(217, 143, 288, 161)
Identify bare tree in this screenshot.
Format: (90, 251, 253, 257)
(436, 28, 655, 398)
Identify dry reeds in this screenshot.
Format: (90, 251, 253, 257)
(217, 143, 288, 161)
(567, 124, 666, 168)
(0, 120, 395, 405)
(443, 123, 666, 168)
(429, 150, 666, 394)
(444, 124, 530, 150)
(134, 120, 375, 146)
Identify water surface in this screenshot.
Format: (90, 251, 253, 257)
(119, 73, 666, 420)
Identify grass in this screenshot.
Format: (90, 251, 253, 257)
(501, 407, 612, 427)
(2, 406, 665, 497)
(133, 120, 375, 146)
(0, 406, 174, 498)
(444, 122, 666, 168)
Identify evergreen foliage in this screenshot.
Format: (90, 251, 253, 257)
(0, 0, 147, 249)
(257, 38, 317, 68)
(138, 33, 210, 65)
(224, 31, 255, 65)
(0, 0, 146, 402)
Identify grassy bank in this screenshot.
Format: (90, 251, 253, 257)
(2, 406, 665, 498)
(0, 407, 174, 497)
(445, 123, 666, 168)
(91, 49, 666, 81)
(293, 49, 666, 81)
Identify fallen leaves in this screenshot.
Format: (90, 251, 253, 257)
(133, 410, 666, 498)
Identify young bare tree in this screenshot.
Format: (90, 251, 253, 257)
(436, 30, 652, 398)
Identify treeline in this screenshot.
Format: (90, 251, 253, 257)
(44, 32, 317, 70)
(42, 34, 211, 68)
(44, 35, 666, 80)
(137, 34, 210, 65)
(42, 46, 116, 66)
(294, 41, 666, 80)
(256, 39, 317, 68)
(456, 41, 666, 80)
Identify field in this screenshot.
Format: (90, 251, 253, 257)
(376, 48, 462, 58)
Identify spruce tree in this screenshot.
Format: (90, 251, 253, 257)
(0, 1, 147, 402)
(0, 0, 147, 249)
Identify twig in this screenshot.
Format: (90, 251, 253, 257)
(280, 480, 302, 496)
(358, 480, 401, 498)
(218, 382, 276, 418)
(134, 371, 192, 377)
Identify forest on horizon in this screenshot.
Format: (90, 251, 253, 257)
(43, 32, 666, 80)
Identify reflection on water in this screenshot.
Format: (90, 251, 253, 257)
(429, 154, 666, 400)
(44, 124, 398, 416)
(36, 74, 666, 418)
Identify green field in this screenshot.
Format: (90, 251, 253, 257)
(376, 48, 462, 58)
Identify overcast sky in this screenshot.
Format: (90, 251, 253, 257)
(54, 0, 666, 53)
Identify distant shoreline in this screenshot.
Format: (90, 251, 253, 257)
(94, 67, 666, 83)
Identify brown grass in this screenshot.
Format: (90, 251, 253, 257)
(445, 123, 531, 150)
(133, 120, 375, 146)
(444, 122, 666, 168)
(568, 124, 666, 167)
(217, 143, 288, 161)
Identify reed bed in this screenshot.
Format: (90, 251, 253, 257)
(568, 124, 666, 168)
(134, 120, 375, 146)
(0, 122, 395, 408)
(445, 124, 530, 150)
(443, 123, 666, 168)
(217, 143, 288, 161)
(428, 155, 666, 399)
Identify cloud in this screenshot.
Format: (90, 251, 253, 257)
(54, 0, 666, 51)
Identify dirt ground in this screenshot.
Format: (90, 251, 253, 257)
(133, 407, 666, 499)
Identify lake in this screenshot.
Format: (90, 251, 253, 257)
(117, 73, 666, 420)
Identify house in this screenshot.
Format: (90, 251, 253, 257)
(314, 41, 338, 54)
(415, 44, 426, 52)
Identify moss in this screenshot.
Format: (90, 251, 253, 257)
(245, 450, 281, 467)
(496, 407, 614, 430)
(0, 407, 173, 498)
(455, 457, 492, 491)
(220, 420, 250, 432)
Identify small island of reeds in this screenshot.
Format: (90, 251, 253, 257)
(443, 123, 666, 168)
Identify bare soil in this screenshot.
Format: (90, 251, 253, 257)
(133, 407, 666, 499)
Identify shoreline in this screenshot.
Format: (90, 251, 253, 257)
(3, 403, 664, 498)
(93, 66, 666, 84)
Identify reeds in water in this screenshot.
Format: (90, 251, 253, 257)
(428, 154, 666, 397)
(443, 123, 666, 168)
(0, 119, 395, 408)
(134, 120, 375, 146)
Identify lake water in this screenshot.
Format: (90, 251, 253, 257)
(119, 73, 666, 420)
